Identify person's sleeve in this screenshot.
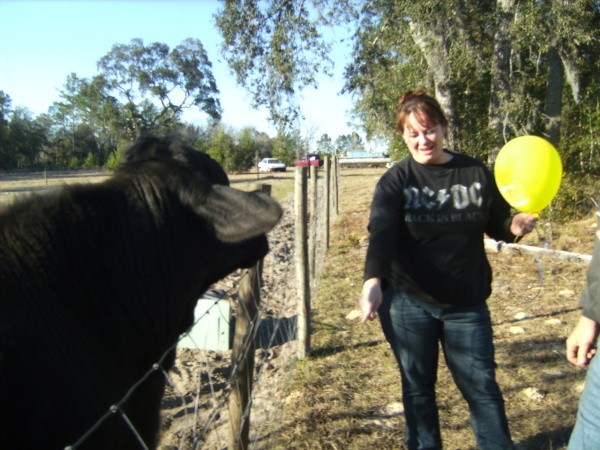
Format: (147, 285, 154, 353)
(363, 172, 404, 289)
(580, 218, 600, 324)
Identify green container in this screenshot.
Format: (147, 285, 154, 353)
(177, 292, 231, 351)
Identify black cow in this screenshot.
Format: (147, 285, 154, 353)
(0, 137, 283, 449)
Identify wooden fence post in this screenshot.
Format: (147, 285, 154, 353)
(323, 157, 331, 249)
(332, 155, 339, 217)
(255, 151, 260, 181)
(308, 165, 318, 281)
(295, 167, 311, 359)
(228, 183, 270, 450)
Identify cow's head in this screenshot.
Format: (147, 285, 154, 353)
(115, 136, 284, 337)
(119, 136, 283, 244)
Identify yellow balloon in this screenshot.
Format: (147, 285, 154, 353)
(494, 135, 562, 214)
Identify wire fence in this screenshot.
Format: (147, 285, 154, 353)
(59, 162, 338, 450)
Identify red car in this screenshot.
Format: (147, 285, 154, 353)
(294, 154, 323, 168)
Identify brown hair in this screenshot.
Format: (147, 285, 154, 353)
(395, 89, 448, 133)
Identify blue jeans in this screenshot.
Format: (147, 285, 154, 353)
(378, 289, 513, 450)
(568, 339, 600, 449)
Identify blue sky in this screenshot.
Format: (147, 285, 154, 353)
(0, 0, 357, 140)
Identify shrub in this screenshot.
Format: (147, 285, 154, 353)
(104, 143, 127, 171)
(545, 171, 600, 223)
(83, 153, 96, 169)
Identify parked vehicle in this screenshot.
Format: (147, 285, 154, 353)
(258, 158, 287, 172)
(294, 154, 323, 168)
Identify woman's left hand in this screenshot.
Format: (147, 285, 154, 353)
(359, 278, 383, 323)
(510, 213, 538, 236)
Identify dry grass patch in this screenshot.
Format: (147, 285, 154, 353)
(273, 168, 595, 450)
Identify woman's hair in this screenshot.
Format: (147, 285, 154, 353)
(395, 89, 448, 133)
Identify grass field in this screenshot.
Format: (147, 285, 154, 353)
(267, 167, 594, 450)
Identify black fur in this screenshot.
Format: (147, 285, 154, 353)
(0, 137, 282, 449)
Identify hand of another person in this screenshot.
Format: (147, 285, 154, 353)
(566, 315, 599, 367)
(359, 278, 383, 323)
(510, 213, 538, 236)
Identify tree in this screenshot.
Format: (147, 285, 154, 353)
(235, 126, 274, 170)
(206, 124, 236, 171)
(316, 133, 334, 155)
(347, 0, 600, 163)
(43, 38, 223, 168)
(96, 38, 222, 138)
(271, 130, 297, 165)
(215, 0, 355, 128)
(0, 91, 12, 169)
(233, 127, 260, 172)
(5, 108, 49, 168)
(174, 122, 211, 150)
(51, 74, 87, 160)
(334, 132, 364, 155)
(508, 0, 600, 154)
(215, 0, 600, 172)
(347, 131, 365, 152)
(251, 129, 275, 160)
(47, 123, 100, 168)
(345, 0, 493, 156)
(51, 74, 124, 163)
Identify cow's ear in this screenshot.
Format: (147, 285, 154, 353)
(192, 185, 283, 243)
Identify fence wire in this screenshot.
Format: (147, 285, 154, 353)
(64, 172, 330, 450)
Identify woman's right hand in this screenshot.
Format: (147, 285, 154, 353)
(359, 277, 383, 323)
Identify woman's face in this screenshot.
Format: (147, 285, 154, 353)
(402, 112, 448, 165)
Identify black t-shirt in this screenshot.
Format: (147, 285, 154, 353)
(364, 151, 515, 309)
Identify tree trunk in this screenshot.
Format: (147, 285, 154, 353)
(560, 46, 582, 103)
(544, 45, 564, 147)
(408, 19, 457, 149)
(488, 0, 516, 164)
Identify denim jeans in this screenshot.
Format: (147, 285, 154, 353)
(568, 338, 600, 449)
(378, 289, 513, 450)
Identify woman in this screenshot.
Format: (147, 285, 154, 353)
(359, 90, 537, 450)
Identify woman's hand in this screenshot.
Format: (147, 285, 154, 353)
(359, 278, 383, 323)
(510, 213, 538, 236)
(566, 315, 599, 367)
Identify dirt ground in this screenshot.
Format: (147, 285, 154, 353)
(158, 195, 304, 449)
